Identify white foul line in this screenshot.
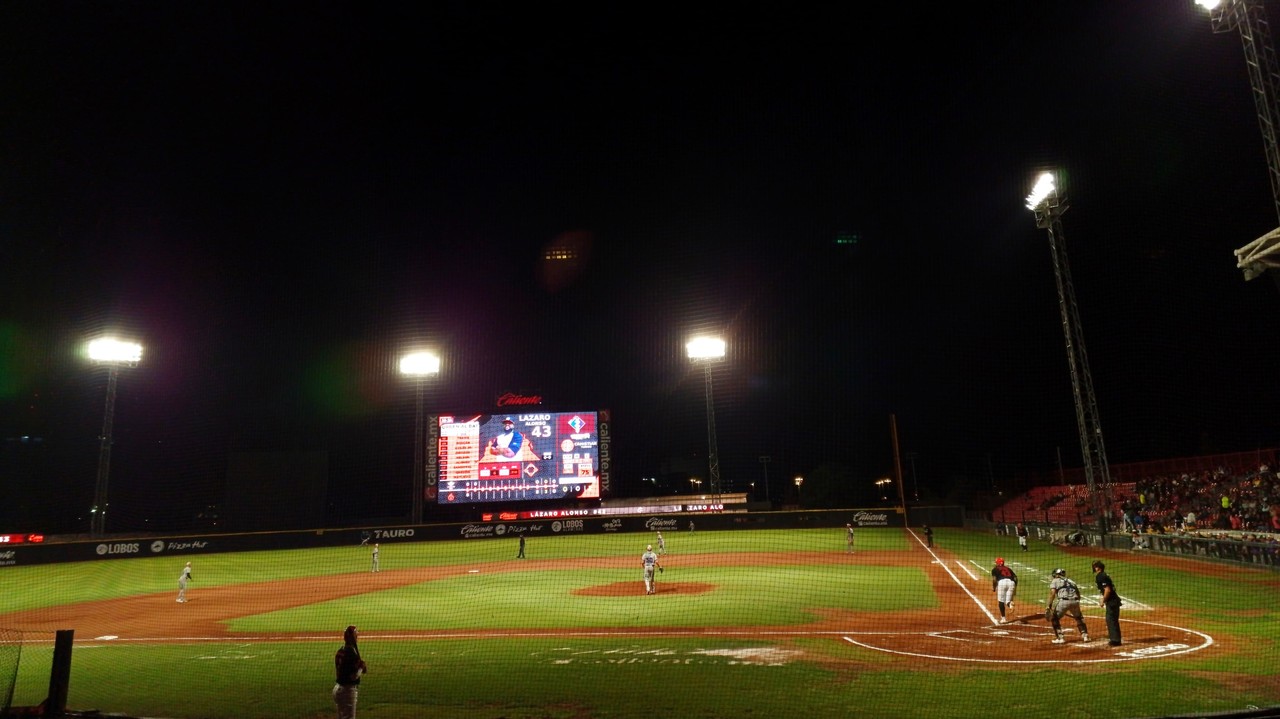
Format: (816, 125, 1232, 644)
(909, 528, 999, 625)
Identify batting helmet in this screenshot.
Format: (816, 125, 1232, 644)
(1052, 568, 1066, 577)
(995, 557, 1004, 565)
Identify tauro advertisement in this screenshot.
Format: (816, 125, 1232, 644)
(435, 411, 604, 505)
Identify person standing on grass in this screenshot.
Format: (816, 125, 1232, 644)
(516, 534, 526, 559)
(176, 561, 192, 603)
(642, 544, 662, 595)
(1016, 522, 1029, 552)
(1092, 560, 1123, 646)
(370, 543, 380, 573)
(333, 625, 367, 719)
(922, 524, 934, 547)
(846, 523, 855, 553)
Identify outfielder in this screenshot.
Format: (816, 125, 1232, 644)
(656, 531, 666, 555)
(370, 543, 380, 573)
(1045, 567, 1090, 644)
(176, 561, 192, 603)
(641, 544, 662, 595)
(990, 557, 1017, 623)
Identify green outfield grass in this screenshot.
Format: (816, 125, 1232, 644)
(3, 526, 1279, 719)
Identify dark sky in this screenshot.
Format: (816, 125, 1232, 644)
(4, 2, 1280, 530)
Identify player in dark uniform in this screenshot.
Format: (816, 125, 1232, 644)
(333, 625, 367, 719)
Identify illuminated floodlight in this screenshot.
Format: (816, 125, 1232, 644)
(686, 336, 726, 360)
(1024, 172, 1057, 210)
(86, 335, 143, 537)
(400, 349, 441, 526)
(88, 338, 143, 364)
(1193, 0, 1221, 9)
(399, 351, 440, 376)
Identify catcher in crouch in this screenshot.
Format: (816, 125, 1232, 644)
(1045, 567, 1090, 644)
(642, 544, 663, 595)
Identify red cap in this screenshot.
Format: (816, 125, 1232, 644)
(996, 557, 1004, 565)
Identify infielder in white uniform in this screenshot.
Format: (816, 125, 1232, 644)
(177, 561, 193, 603)
(641, 544, 662, 595)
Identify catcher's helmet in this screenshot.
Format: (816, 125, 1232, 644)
(995, 557, 1004, 565)
(1052, 568, 1066, 577)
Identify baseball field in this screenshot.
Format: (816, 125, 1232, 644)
(2, 526, 1278, 719)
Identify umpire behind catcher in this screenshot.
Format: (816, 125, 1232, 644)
(1092, 560, 1123, 646)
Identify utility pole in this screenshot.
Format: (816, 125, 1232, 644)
(758, 455, 771, 504)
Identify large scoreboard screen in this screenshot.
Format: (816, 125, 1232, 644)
(434, 411, 603, 505)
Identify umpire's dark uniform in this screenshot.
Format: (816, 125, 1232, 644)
(1093, 561, 1122, 646)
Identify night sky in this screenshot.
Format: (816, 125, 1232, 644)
(4, 2, 1280, 532)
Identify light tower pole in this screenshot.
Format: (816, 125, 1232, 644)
(87, 337, 143, 538)
(758, 455, 772, 504)
(1025, 172, 1113, 532)
(400, 351, 440, 525)
(1195, 0, 1280, 279)
(687, 336, 725, 510)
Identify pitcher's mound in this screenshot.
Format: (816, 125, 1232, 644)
(572, 582, 717, 597)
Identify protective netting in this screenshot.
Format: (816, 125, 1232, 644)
(0, 627, 22, 716)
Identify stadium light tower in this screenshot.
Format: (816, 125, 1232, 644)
(400, 350, 440, 525)
(1026, 171, 1113, 532)
(86, 337, 143, 537)
(875, 477, 892, 502)
(687, 336, 725, 510)
(1194, 0, 1280, 280)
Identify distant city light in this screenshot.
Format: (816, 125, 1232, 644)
(1025, 172, 1057, 210)
(1193, 0, 1221, 9)
(686, 336, 726, 360)
(87, 338, 143, 364)
(399, 351, 440, 376)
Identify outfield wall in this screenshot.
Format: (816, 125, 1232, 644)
(0, 506, 968, 569)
